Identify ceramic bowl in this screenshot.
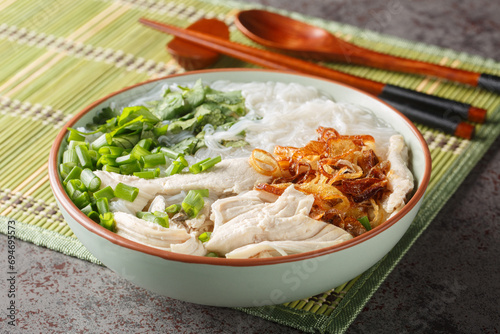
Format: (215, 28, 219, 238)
(49, 69, 431, 307)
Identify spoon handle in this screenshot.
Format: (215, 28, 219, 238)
(316, 33, 500, 93)
(139, 18, 476, 139)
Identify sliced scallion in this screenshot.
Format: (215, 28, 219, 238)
(188, 157, 210, 174)
(200, 156, 221, 171)
(137, 138, 153, 150)
(73, 191, 90, 208)
(98, 146, 123, 156)
(63, 149, 79, 165)
(358, 216, 372, 231)
(67, 128, 85, 142)
(99, 212, 115, 231)
(66, 179, 86, 198)
(63, 166, 82, 185)
(102, 165, 121, 173)
(136, 212, 169, 228)
(91, 133, 111, 151)
(141, 153, 166, 168)
(119, 160, 142, 175)
(131, 144, 150, 160)
(165, 204, 181, 214)
(133, 171, 155, 179)
(198, 232, 211, 243)
(87, 210, 100, 223)
(114, 183, 139, 202)
(96, 197, 110, 215)
(93, 186, 114, 200)
(160, 147, 181, 159)
(165, 160, 184, 176)
(115, 154, 135, 165)
(80, 168, 101, 192)
(68, 140, 88, 150)
(182, 190, 205, 218)
(75, 145, 93, 169)
(206, 252, 219, 257)
(59, 162, 76, 179)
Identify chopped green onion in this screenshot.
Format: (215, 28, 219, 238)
(98, 146, 123, 156)
(206, 252, 219, 257)
(80, 168, 101, 192)
(67, 128, 86, 142)
(192, 189, 209, 197)
(153, 124, 169, 137)
(66, 179, 86, 198)
(150, 147, 160, 154)
(63, 165, 82, 185)
(68, 140, 88, 150)
(198, 232, 211, 243)
(200, 156, 221, 171)
(119, 160, 142, 175)
(99, 212, 115, 231)
(358, 216, 372, 231)
(88, 150, 100, 165)
(137, 138, 153, 150)
(97, 154, 118, 167)
(75, 145, 93, 169)
(143, 167, 160, 177)
(91, 133, 111, 151)
(177, 155, 188, 167)
(160, 147, 181, 159)
(87, 210, 100, 223)
(165, 160, 184, 176)
(188, 157, 210, 174)
(102, 165, 121, 173)
(114, 183, 139, 202)
(59, 162, 76, 179)
(96, 197, 110, 215)
(131, 144, 150, 160)
(115, 154, 135, 165)
(182, 190, 205, 218)
(63, 149, 79, 165)
(190, 156, 221, 174)
(80, 203, 93, 215)
(141, 153, 166, 168)
(93, 186, 115, 200)
(73, 191, 90, 208)
(133, 171, 155, 179)
(136, 211, 169, 228)
(152, 211, 169, 228)
(165, 204, 181, 214)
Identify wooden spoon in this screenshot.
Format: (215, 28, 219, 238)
(235, 9, 500, 92)
(167, 18, 229, 70)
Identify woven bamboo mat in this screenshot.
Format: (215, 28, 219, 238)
(0, 0, 499, 333)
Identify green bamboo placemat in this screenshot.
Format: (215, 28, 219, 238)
(0, 0, 499, 333)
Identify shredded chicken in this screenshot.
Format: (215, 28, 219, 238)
(206, 186, 352, 257)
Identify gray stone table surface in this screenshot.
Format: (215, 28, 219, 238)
(1, 0, 499, 333)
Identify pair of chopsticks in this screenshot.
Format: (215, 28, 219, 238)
(139, 18, 486, 140)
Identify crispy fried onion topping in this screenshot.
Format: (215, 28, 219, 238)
(249, 126, 391, 236)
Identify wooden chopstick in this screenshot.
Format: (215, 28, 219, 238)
(139, 18, 480, 139)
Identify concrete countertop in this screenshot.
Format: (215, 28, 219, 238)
(1, 0, 499, 333)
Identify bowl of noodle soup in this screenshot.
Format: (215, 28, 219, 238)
(49, 69, 431, 307)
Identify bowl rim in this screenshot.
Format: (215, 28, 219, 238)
(48, 68, 432, 267)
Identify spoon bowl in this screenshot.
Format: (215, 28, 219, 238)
(167, 18, 229, 70)
(235, 9, 354, 62)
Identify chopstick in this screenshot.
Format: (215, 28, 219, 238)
(139, 18, 481, 139)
